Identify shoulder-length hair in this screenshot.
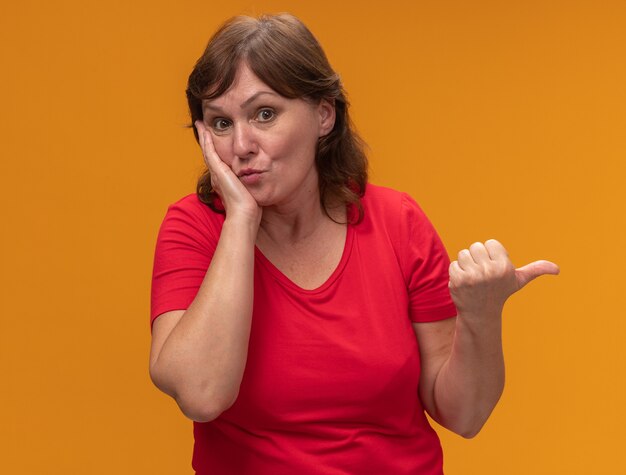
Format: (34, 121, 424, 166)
(186, 13, 368, 222)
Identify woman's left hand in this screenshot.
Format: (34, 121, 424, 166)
(448, 239, 559, 320)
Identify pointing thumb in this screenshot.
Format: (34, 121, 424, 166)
(515, 260, 560, 289)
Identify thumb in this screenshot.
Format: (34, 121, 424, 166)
(515, 260, 560, 289)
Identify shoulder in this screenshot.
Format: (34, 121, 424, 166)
(359, 183, 442, 256)
(361, 183, 400, 221)
(166, 193, 213, 217)
(361, 183, 420, 211)
(165, 193, 221, 220)
(361, 183, 424, 226)
(362, 183, 405, 205)
(158, 193, 224, 243)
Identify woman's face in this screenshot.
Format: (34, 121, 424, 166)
(201, 63, 335, 209)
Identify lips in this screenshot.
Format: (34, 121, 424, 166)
(237, 168, 265, 185)
(237, 168, 263, 177)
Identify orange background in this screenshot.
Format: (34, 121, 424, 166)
(2, 1, 624, 473)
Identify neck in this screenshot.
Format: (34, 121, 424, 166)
(259, 191, 333, 245)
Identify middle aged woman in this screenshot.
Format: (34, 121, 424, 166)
(149, 13, 559, 474)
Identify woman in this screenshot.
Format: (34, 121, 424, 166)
(149, 13, 559, 474)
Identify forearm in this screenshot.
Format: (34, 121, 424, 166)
(431, 311, 505, 438)
(151, 217, 258, 421)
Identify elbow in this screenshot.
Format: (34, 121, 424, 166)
(175, 391, 237, 423)
(149, 361, 240, 422)
(447, 407, 495, 439)
(441, 417, 485, 439)
(177, 400, 222, 423)
(453, 386, 505, 439)
(456, 424, 483, 439)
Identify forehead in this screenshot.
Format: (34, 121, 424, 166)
(204, 63, 276, 106)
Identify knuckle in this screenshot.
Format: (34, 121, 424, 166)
(496, 260, 509, 273)
(469, 241, 483, 251)
(460, 270, 478, 286)
(483, 266, 497, 281)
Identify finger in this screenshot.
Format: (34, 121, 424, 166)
(457, 249, 475, 270)
(515, 260, 560, 289)
(469, 242, 491, 265)
(449, 260, 461, 276)
(194, 119, 205, 136)
(195, 121, 223, 172)
(194, 121, 209, 165)
(448, 260, 461, 287)
(196, 123, 226, 197)
(195, 120, 207, 144)
(484, 239, 509, 261)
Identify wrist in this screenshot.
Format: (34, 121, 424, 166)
(223, 214, 261, 240)
(456, 309, 503, 335)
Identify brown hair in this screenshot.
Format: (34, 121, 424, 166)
(186, 13, 368, 222)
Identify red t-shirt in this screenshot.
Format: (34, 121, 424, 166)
(151, 184, 457, 474)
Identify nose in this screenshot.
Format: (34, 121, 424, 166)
(232, 123, 258, 160)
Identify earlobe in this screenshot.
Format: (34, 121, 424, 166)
(318, 99, 336, 137)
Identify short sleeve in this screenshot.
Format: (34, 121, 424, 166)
(150, 195, 223, 329)
(399, 194, 458, 323)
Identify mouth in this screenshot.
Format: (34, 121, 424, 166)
(237, 168, 265, 185)
(237, 168, 264, 177)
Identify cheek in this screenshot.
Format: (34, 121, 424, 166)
(266, 129, 312, 158)
(212, 136, 234, 166)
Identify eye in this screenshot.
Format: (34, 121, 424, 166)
(256, 108, 276, 123)
(211, 118, 232, 132)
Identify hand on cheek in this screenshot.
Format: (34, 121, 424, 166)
(195, 121, 262, 224)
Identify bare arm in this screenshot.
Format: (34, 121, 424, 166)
(149, 122, 261, 422)
(415, 239, 559, 438)
(415, 313, 504, 439)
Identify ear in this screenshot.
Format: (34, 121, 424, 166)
(317, 99, 336, 137)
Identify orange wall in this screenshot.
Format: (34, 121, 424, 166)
(2, 1, 624, 473)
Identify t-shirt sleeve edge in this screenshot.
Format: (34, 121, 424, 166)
(409, 303, 458, 323)
(150, 306, 189, 332)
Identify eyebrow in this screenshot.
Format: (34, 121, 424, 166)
(203, 91, 279, 111)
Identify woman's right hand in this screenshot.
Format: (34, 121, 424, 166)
(152, 124, 262, 422)
(195, 120, 262, 226)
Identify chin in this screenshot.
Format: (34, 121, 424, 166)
(248, 190, 273, 208)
